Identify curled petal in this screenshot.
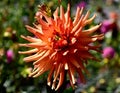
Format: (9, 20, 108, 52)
(92, 34, 104, 40)
(26, 25, 43, 35)
(65, 4, 70, 26)
(60, 5, 65, 22)
(21, 35, 42, 42)
(33, 50, 50, 65)
(82, 24, 101, 36)
(73, 7, 83, 26)
(18, 48, 38, 54)
(71, 15, 84, 33)
(47, 66, 55, 86)
(53, 7, 59, 21)
(68, 64, 76, 89)
(19, 42, 46, 48)
(53, 63, 62, 84)
(83, 10, 90, 22)
(84, 13, 96, 25)
(55, 68, 64, 90)
(23, 50, 46, 62)
(33, 23, 44, 34)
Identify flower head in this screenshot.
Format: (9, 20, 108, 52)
(19, 4, 104, 90)
(6, 49, 14, 63)
(100, 20, 111, 34)
(102, 47, 115, 59)
(77, 1, 87, 8)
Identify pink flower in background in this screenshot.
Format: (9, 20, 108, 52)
(77, 1, 87, 8)
(102, 47, 115, 59)
(6, 49, 14, 63)
(100, 20, 111, 34)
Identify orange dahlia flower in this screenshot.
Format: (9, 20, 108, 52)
(19, 4, 104, 90)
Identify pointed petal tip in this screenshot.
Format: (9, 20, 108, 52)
(98, 23, 102, 26)
(67, 3, 70, 10)
(23, 58, 27, 62)
(81, 7, 84, 10)
(77, 6, 84, 10)
(25, 25, 29, 28)
(92, 38, 97, 41)
(32, 62, 35, 65)
(28, 73, 32, 77)
(18, 43, 24, 46)
(51, 83, 55, 90)
(95, 13, 97, 16)
(55, 86, 60, 91)
(18, 51, 23, 54)
(23, 57, 30, 62)
(25, 25, 31, 30)
(20, 35, 24, 38)
(47, 82, 51, 86)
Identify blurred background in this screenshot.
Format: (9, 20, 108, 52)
(0, 0, 120, 93)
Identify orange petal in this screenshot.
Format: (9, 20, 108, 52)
(19, 42, 46, 48)
(71, 15, 84, 33)
(21, 35, 42, 42)
(82, 24, 101, 36)
(60, 5, 65, 23)
(55, 69, 64, 90)
(18, 48, 38, 54)
(76, 68, 86, 84)
(23, 50, 46, 62)
(33, 50, 50, 65)
(73, 7, 83, 26)
(84, 13, 96, 25)
(83, 10, 90, 22)
(47, 66, 55, 86)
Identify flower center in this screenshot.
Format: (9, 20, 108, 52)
(52, 32, 68, 50)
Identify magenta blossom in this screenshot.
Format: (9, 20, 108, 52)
(102, 47, 115, 59)
(77, 1, 87, 8)
(6, 49, 14, 63)
(100, 20, 111, 34)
